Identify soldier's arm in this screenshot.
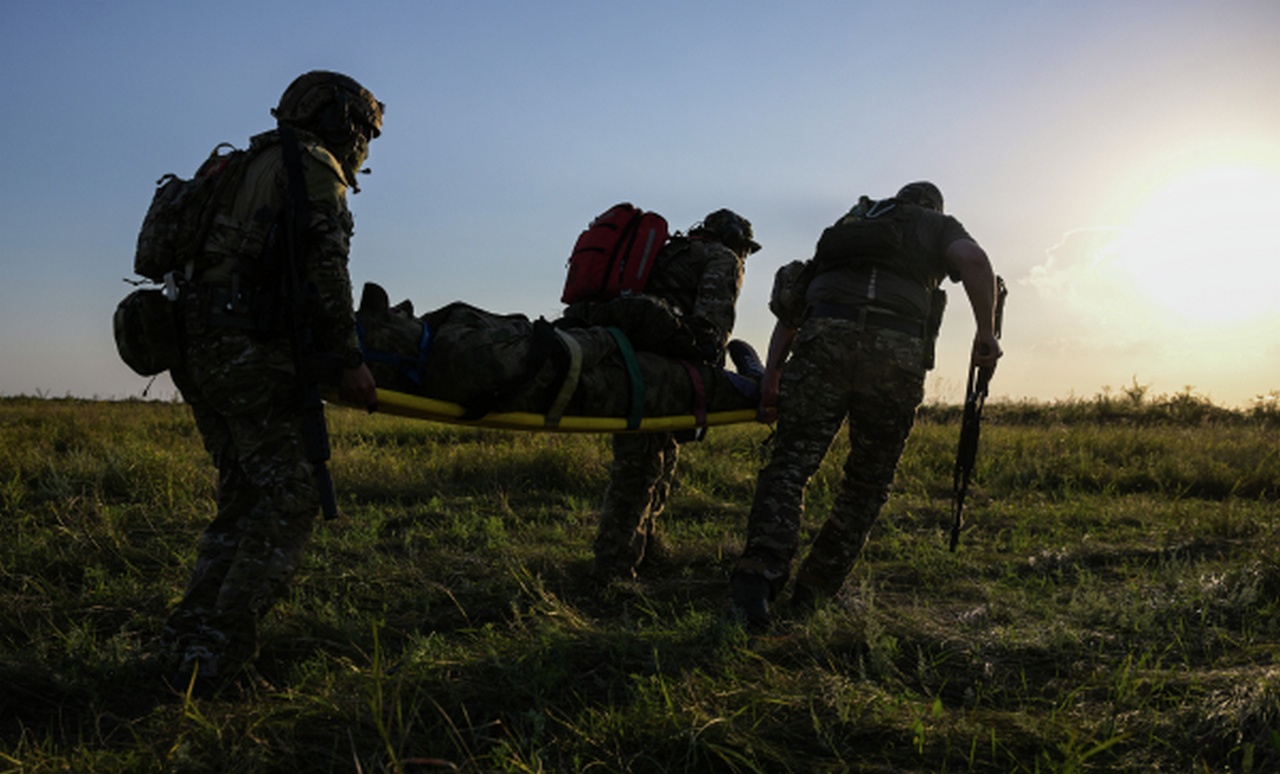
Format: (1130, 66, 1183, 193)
(758, 320, 797, 423)
(944, 237, 1001, 370)
(300, 147, 376, 406)
(689, 245, 745, 359)
(298, 150, 361, 355)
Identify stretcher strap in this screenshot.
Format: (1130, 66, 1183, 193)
(605, 326, 645, 430)
(679, 360, 708, 427)
(543, 330, 584, 428)
(356, 318, 433, 385)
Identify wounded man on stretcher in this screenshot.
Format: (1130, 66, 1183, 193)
(354, 283, 763, 426)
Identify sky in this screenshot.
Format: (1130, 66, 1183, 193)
(2, 0, 1279, 408)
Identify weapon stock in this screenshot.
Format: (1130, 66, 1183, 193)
(949, 276, 1006, 551)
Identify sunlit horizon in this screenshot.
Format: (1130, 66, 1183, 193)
(1, 3, 1278, 410)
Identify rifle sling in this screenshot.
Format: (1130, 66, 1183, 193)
(278, 126, 338, 520)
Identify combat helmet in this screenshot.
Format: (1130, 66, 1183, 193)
(895, 181, 944, 212)
(272, 71, 384, 189)
(693, 209, 762, 256)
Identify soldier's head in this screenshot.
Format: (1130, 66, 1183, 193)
(896, 181, 944, 212)
(693, 209, 762, 257)
(273, 71, 384, 190)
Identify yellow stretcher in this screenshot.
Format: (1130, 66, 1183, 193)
(335, 388, 760, 433)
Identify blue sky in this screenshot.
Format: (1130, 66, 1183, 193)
(3, 0, 1279, 407)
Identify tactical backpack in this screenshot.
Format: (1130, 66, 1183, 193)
(768, 259, 814, 329)
(812, 196, 911, 276)
(775, 196, 951, 370)
(133, 142, 254, 281)
(560, 203, 669, 304)
(117, 141, 257, 378)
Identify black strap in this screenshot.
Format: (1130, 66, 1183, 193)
(277, 128, 311, 267)
(807, 303, 924, 338)
(278, 126, 338, 520)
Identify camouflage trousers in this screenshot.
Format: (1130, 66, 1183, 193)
(592, 432, 680, 578)
(735, 317, 926, 599)
(165, 329, 321, 678)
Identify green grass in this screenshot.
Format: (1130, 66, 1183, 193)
(1, 389, 1278, 772)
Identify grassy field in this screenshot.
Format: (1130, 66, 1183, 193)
(0, 389, 1277, 773)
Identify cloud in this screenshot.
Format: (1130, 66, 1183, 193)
(1021, 225, 1168, 349)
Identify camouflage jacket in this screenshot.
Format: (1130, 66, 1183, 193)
(197, 128, 360, 358)
(641, 237, 745, 362)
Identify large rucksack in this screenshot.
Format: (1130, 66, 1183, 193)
(812, 196, 909, 274)
(133, 142, 254, 281)
(801, 196, 950, 368)
(560, 203, 669, 304)
(764, 199, 896, 329)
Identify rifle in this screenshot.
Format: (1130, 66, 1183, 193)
(278, 126, 339, 520)
(949, 275, 1007, 552)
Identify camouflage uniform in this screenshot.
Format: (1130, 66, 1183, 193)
(162, 72, 381, 686)
(734, 186, 978, 616)
(354, 285, 760, 420)
(734, 319, 926, 594)
(579, 212, 757, 579)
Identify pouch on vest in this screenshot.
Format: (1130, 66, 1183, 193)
(768, 259, 815, 328)
(134, 143, 252, 281)
(113, 288, 181, 376)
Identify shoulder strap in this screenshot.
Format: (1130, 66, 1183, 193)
(277, 126, 312, 260)
(276, 125, 339, 519)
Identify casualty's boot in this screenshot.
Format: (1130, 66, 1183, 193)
(727, 339, 764, 380)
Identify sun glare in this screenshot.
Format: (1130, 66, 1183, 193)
(1107, 163, 1280, 324)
